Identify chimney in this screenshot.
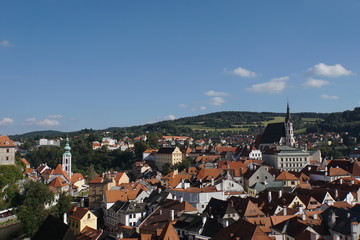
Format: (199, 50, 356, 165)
(171, 210, 175, 221)
(302, 213, 306, 221)
(313, 214, 318, 220)
(278, 190, 282, 198)
(340, 178, 343, 184)
(159, 210, 162, 215)
(223, 220, 229, 227)
(335, 189, 339, 199)
(299, 206, 304, 215)
(202, 216, 206, 226)
(351, 222, 359, 240)
(211, 178, 214, 186)
(283, 207, 287, 216)
(80, 198, 84, 208)
(180, 196, 183, 203)
(268, 191, 272, 203)
(63, 212, 68, 225)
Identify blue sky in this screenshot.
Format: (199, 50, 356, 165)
(1, 0, 360, 135)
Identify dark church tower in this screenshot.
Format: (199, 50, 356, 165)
(284, 101, 295, 147)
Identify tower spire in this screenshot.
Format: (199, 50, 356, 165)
(286, 98, 290, 123)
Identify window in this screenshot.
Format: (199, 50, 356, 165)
(6, 157, 9, 161)
(88, 213, 91, 219)
(6, 149, 9, 153)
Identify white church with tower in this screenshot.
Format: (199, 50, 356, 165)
(257, 102, 321, 171)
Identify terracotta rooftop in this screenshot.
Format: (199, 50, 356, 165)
(0, 136, 15, 147)
(275, 170, 299, 181)
(71, 173, 84, 183)
(68, 206, 91, 221)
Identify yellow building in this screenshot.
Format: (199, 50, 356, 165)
(67, 206, 97, 235)
(155, 147, 183, 170)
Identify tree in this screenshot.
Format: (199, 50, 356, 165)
(51, 192, 72, 218)
(87, 164, 97, 181)
(162, 163, 172, 175)
(134, 141, 148, 160)
(17, 181, 54, 237)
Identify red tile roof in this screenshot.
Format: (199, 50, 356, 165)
(0, 136, 15, 147)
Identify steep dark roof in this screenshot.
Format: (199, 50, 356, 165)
(212, 218, 271, 240)
(157, 147, 176, 154)
(203, 198, 237, 219)
(320, 206, 360, 235)
(200, 218, 224, 238)
(33, 215, 75, 240)
(260, 122, 285, 144)
(272, 216, 308, 238)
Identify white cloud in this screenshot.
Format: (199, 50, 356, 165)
(191, 106, 207, 112)
(247, 76, 289, 94)
(231, 67, 258, 78)
(164, 115, 176, 120)
(320, 94, 339, 100)
(0, 40, 15, 48)
(48, 114, 63, 119)
(0, 117, 14, 126)
(204, 90, 229, 97)
(25, 118, 60, 126)
(303, 78, 330, 88)
(307, 63, 353, 78)
(209, 97, 226, 106)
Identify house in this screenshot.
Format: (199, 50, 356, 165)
(271, 216, 329, 240)
(138, 199, 198, 235)
(167, 186, 226, 212)
(106, 200, 147, 230)
(203, 198, 240, 221)
(274, 170, 300, 188)
(0, 136, 15, 165)
(71, 173, 86, 193)
(320, 206, 360, 240)
(88, 175, 116, 209)
(143, 149, 157, 161)
(236, 145, 262, 160)
(174, 214, 223, 240)
(114, 172, 130, 186)
(243, 165, 275, 192)
(212, 218, 271, 240)
(227, 196, 265, 219)
(48, 176, 70, 193)
(155, 147, 183, 170)
(67, 206, 97, 235)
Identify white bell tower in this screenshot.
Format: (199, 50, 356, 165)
(62, 136, 72, 178)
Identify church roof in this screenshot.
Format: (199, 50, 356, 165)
(259, 122, 285, 144)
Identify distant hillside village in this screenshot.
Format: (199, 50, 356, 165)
(2, 105, 360, 240)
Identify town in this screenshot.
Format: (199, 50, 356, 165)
(1, 105, 360, 240)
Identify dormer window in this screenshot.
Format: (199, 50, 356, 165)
(5, 141, 9, 145)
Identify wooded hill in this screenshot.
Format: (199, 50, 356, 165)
(10, 111, 332, 140)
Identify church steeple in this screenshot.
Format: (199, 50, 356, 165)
(285, 99, 291, 123)
(62, 136, 72, 178)
(284, 101, 295, 147)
